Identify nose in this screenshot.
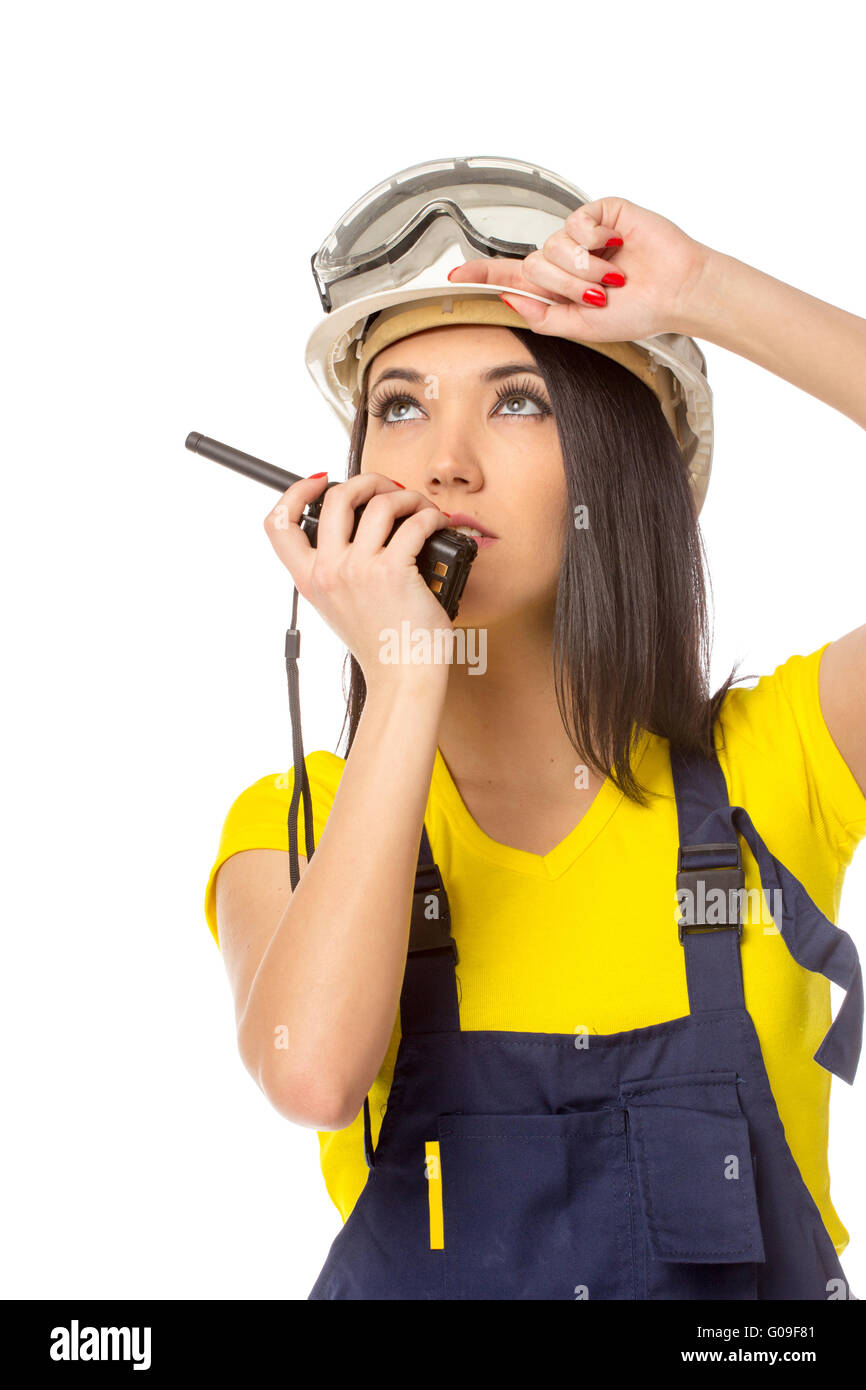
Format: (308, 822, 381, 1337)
(425, 459, 482, 492)
(422, 440, 484, 496)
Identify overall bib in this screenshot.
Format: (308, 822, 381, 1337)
(308, 745, 863, 1300)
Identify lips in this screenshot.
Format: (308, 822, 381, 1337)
(444, 511, 498, 540)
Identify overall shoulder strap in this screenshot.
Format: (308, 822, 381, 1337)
(401, 822, 460, 1034)
(671, 744, 748, 1017)
(670, 744, 863, 1084)
(363, 821, 459, 1169)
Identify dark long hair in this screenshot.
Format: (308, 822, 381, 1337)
(335, 326, 748, 806)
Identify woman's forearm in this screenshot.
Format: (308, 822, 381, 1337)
(674, 248, 866, 431)
(238, 666, 449, 1128)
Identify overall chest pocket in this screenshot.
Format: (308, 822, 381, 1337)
(437, 1108, 634, 1300)
(619, 1070, 766, 1300)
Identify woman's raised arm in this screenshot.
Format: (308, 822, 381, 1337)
(216, 468, 454, 1130)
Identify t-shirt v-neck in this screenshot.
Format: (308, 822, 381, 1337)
(428, 727, 653, 881)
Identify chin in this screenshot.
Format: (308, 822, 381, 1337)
(451, 582, 513, 632)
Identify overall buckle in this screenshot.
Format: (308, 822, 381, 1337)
(409, 864, 457, 960)
(676, 841, 745, 944)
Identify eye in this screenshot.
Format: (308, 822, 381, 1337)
(367, 388, 423, 424)
(496, 395, 538, 416)
(493, 376, 552, 420)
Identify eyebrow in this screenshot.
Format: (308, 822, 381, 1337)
(368, 361, 547, 397)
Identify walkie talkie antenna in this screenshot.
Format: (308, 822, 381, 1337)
(185, 432, 298, 492)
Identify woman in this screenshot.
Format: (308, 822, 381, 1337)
(204, 170, 866, 1300)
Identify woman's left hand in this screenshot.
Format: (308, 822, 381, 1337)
(447, 196, 714, 343)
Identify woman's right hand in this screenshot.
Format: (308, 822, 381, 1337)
(263, 471, 456, 690)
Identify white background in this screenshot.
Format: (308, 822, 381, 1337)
(2, 0, 864, 1301)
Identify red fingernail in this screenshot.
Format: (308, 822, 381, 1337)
(309, 470, 328, 478)
(605, 237, 623, 247)
(601, 272, 626, 286)
(389, 479, 406, 488)
(442, 511, 452, 517)
(498, 293, 519, 311)
(447, 268, 460, 281)
(583, 288, 606, 306)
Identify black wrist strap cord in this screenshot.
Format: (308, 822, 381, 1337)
(286, 585, 316, 890)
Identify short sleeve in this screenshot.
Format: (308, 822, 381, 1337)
(719, 641, 866, 871)
(203, 750, 345, 949)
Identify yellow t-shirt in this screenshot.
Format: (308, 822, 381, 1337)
(203, 641, 866, 1254)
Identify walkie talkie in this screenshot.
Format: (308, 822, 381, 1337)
(185, 432, 477, 620)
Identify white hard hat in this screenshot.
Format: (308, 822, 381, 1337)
(304, 156, 714, 513)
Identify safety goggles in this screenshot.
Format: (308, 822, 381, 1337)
(310, 155, 593, 313)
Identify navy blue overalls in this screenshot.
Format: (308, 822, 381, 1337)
(307, 744, 863, 1300)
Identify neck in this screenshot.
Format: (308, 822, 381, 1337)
(436, 604, 594, 799)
